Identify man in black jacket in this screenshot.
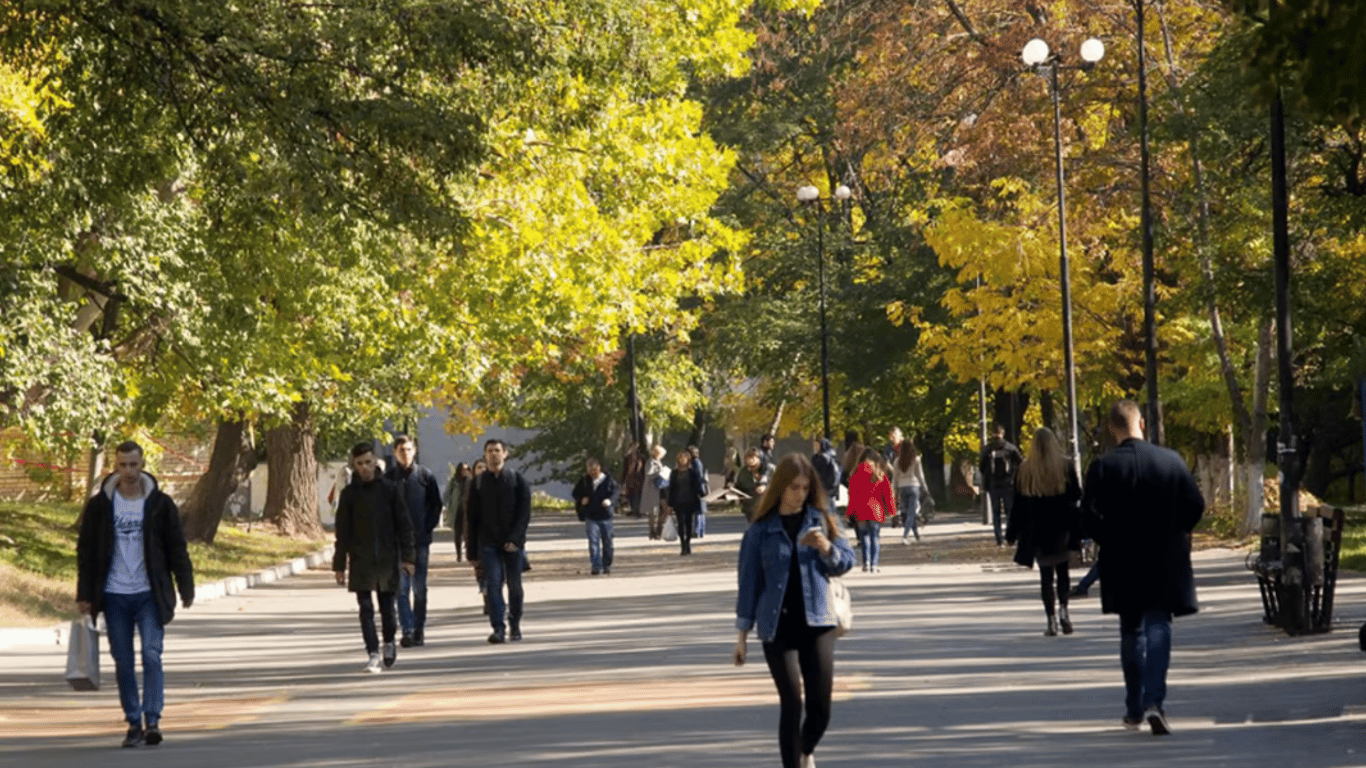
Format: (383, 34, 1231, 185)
(76, 441, 195, 748)
(334, 442, 416, 674)
(466, 439, 532, 643)
(1082, 400, 1204, 736)
(978, 424, 1023, 546)
(384, 434, 443, 647)
(573, 458, 619, 575)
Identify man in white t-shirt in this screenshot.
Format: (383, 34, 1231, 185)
(77, 441, 195, 748)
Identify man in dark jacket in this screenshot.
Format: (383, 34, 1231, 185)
(76, 440, 195, 748)
(1082, 399, 1205, 736)
(572, 458, 619, 575)
(466, 439, 532, 643)
(811, 437, 841, 497)
(334, 442, 416, 674)
(978, 424, 1023, 546)
(383, 434, 443, 647)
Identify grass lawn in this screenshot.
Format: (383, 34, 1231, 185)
(0, 500, 327, 627)
(1335, 504, 1366, 572)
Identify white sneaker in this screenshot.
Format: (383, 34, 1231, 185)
(802, 754, 816, 768)
(364, 652, 383, 673)
(901, 535, 910, 545)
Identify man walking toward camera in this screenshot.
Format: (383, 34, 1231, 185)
(384, 434, 443, 648)
(1082, 399, 1204, 735)
(573, 458, 619, 575)
(76, 440, 195, 748)
(466, 439, 532, 643)
(334, 442, 416, 673)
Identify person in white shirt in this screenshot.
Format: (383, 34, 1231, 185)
(892, 439, 931, 543)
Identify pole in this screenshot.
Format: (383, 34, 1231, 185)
(818, 202, 832, 441)
(1271, 82, 1305, 632)
(1050, 64, 1082, 478)
(1137, 0, 1163, 446)
(977, 276, 990, 524)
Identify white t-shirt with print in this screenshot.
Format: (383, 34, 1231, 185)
(105, 491, 151, 594)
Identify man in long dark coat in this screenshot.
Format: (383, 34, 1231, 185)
(333, 442, 416, 673)
(1082, 399, 1205, 736)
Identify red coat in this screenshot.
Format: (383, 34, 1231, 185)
(849, 463, 895, 523)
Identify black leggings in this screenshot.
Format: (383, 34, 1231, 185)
(762, 626, 836, 768)
(1039, 562, 1071, 615)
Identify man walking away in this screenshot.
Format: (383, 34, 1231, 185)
(811, 437, 841, 498)
(77, 441, 195, 748)
(573, 458, 619, 575)
(334, 442, 416, 673)
(978, 424, 1023, 546)
(466, 439, 532, 643)
(384, 434, 443, 647)
(1082, 399, 1204, 735)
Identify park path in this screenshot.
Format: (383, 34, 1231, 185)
(3, 513, 1365, 768)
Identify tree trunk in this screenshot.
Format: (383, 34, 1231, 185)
(182, 418, 257, 544)
(1242, 318, 1274, 534)
(991, 387, 1029, 446)
(921, 431, 948, 504)
(766, 399, 786, 440)
(264, 402, 323, 539)
(1039, 390, 1057, 437)
(85, 430, 106, 500)
(687, 405, 708, 449)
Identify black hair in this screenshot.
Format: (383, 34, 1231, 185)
(351, 441, 376, 459)
(114, 440, 143, 457)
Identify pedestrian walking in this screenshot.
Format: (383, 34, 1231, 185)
(882, 426, 904, 464)
(731, 447, 771, 521)
(1005, 427, 1083, 636)
(465, 439, 532, 643)
(622, 442, 645, 518)
(689, 445, 709, 538)
(664, 449, 705, 555)
(642, 445, 670, 539)
(892, 439, 930, 543)
(573, 458, 619, 575)
(384, 434, 443, 648)
(734, 453, 856, 768)
(333, 441, 416, 673)
(811, 437, 841, 498)
(978, 424, 1023, 546)
(848, 448, 895, 573)
(76, 441, 196, 748)
(759, 433, 777, 474)
(443, 462, 472, 562)
(1082, 399, 1205, 735)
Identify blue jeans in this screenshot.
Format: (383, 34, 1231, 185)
(584, 518, 614, 571)
(898, 488, 920, 539)
(857, 521, 881, 569)
(397, 544, 431, 636)
(1120, 609, 1174, 718)
(695, 501, 707, 537)
(1077, 558, 1100, 591)
(356, 590, 397, 654)
(988, 486, 1012, 545)
(480, 545, 524, 633)
(103, 591, 164, 726)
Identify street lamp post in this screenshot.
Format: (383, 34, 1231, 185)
(1022, 36, 1104, 475)
(797, 183, 851, 441)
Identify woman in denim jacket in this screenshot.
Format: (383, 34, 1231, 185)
(734, 453, 856, 768)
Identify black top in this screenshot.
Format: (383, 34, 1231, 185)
(776, 512, 809, 636)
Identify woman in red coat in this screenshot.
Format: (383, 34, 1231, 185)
(848, 448, 896, 573)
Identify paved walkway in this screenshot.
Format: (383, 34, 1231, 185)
(3, 514, 1365, 767)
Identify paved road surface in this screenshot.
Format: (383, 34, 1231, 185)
(3, 513, 1365, 767)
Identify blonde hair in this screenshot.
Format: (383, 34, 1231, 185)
(1016, 427, 1068, 497)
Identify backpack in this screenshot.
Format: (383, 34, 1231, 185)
(990, 446, 1015, 483)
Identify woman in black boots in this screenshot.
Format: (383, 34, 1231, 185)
(1006, 427, 1083, 636)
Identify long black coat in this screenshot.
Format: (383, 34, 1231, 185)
(1082, 438, 1205, 617)
(1006, 466, 1083, 568)
(332, 475, 416, 593)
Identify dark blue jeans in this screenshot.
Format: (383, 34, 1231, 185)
(584, 518, 614, 571)
(480, 545, 524, 633)
(987, 486, 1012, 545)
(103, 591, 164, 726)
(397, 544, 431, 636)
(1077, 558, 1100, 591)
(356, 590, 397, 654)
(1120, 609, 1173, 718)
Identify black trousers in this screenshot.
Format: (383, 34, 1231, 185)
(356, 590, 397, 654)
(1039, 562, 1071, 615)
(675, 507, 696, 554)
(762, 626, 836, 768)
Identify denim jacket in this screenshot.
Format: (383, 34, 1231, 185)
(735, 505, 856, 642)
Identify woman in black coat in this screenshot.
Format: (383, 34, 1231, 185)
(1006, 427, 1083, 636)
(664, 450, 705, 555)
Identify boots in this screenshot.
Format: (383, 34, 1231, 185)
(1044, 614, 1059, 637)
(1059, 606, 1073, 635)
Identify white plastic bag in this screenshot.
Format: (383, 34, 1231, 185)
(661, 515, 678, 542)
(64, 616, 100, 691)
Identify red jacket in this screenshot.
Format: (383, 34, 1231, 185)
(849, 463, 895, 523)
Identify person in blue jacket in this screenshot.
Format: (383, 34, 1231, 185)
(572, 458, 619, 575)
(734, 453, 856, 768)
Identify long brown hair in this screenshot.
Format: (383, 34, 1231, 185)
(896, 439, 919, 473)
(752, 453, 843, 539)
(1016, 427, 1068, 497)
(858, 447, 886, 481)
